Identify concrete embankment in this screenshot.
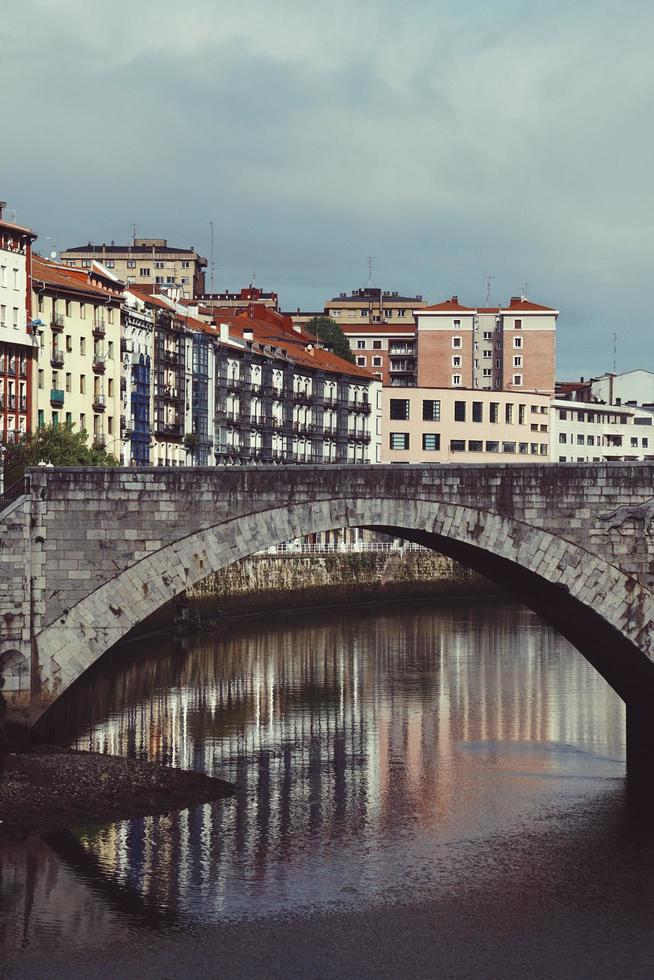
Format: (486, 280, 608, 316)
(138, 550, 500, 632)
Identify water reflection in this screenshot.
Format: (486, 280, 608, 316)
(2, 600, 634, 971)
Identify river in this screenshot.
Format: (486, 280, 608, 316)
(3, 598, 654, 979)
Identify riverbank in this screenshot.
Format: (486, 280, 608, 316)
(0, 745, 234, 839)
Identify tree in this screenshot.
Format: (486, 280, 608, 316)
(304, 316, 355, 364)
(2, 425, 119, 488)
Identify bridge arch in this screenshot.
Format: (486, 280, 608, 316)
(35, 495, 654, 737)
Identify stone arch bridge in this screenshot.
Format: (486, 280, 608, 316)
(2, 464, 654, 770)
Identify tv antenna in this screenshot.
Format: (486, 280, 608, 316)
(45, 236, 57, 259)
(367, 256, 375, 287)
(522, 281, 530, 298)
(613, 332, 618, 374)
(485, 275, 496, 305)
(209, 220, 215, 293)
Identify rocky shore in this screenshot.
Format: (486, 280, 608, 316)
(0, 745, 234, 839)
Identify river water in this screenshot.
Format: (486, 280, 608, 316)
(3, 599, 654, 979)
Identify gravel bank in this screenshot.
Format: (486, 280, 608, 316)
(0, 745, 233, 838)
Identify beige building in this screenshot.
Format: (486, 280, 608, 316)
(382, 387, 551, 463)
(550, 399, 654, 462)
(32, 257, 123, 451)
(60, 239, 207, 298)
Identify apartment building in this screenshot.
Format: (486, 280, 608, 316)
(31, 257, 123, 449)
(557, 370, 654, 409)
(198, 286, 279, 312)
(325, 286, 427, 325)
(416, 295, 557, 394)
(60, 239, 207, 298)
(0, 204, 37, 442)
(550, 399, 654, 461)
(121, 289, 155, 466)
(382, 387, 551, 464)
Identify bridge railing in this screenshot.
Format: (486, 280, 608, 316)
(256, 541, 430, 557)
(0, 476, 28, 515)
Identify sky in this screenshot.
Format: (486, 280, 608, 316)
(1, 0, 652, 378)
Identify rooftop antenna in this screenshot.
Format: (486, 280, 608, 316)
(485, 275, 496, 305)
(613, 332, 617, 374)
(522, 281, 530, 299)
(131, 224, 136, 246)
(45, 236, 57, 259)
(367, 256, 375, 287)
(252, 270, 257, 287)
(209, 221, 215, 293)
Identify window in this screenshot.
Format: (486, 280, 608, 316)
(518, 404, 525, 424)
(513, 375, 523, 386)
(181, 261, 190, 269)
(423, 399, 441, 422)
(513, 355, 522, 367)
(52, 411, 59, 427)
(483, 349, 492, 359)
(140, 268, 150, 276)
(485, 441, 499, 453)
(472, 401, 483, 423)
(357, 340, 366, 349)
(450, 439, 466, 452)
(108, 416, 114, 435)
(38, 369, 44, 389)
(107, 341, 114, 358)
(483, 331, 492, 340)
(452, 336, 462, 348)
(372, 357, 382, 367)
(515, 319, 522, 329)
(108, 378, 114, 397)
(12, 308, 18, 327)
(559, 433, 567, 444)
(80, 303, 86, 320)
(502, 442, 516, 453)
(452, 355, 461, 367)
(80, 337, 86, 355)
(519, 443, 528, 454)
(65, 373, 72, 392)
(559, 409, 567, 420)
(372, 340, 382, 349)
(505, 403, 513, 424)
(490, 402, 499, 423)
(631, 436, 638, 447)
(105, 261, 115, 269)
(166, 276, 175, 284)
(51, 370, 58, 388)
(468, 440, 483, 452)
(452, 374, 462, 386)
(454, 401, 466, 422)
(37, 409, 44, 427)
(154, 261, 164, 269)
(356, 357, 366, 366)
(390, 399, 410, 420)
(155, 276, 163, 284)
(644, 438, 649, 448)
(390, 432, 409, 450)
(513, 336, 522, 348)
(482, 368, 492, 377)
(80, 375, 86, 394)
(127, 260, 136, 268)
(453, 319, 461, 328)
(588, 435, 595, 446)
(65, 412, 73, 429)
(422, 433, 441, 451)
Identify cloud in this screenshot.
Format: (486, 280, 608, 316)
(2, 0, 653, 376)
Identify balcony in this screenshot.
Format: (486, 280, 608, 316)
(163, 349, 179, 364)
(51, 314, 64, 333)
(92, 355, 106, 375)
(388, 347, 416, 356)
(50, 389, 65, 407)
(50, 350, 65, 368)
(92, 320, 106, 339)
(93, 433, 107, 449)
(92, 395, 106, 412)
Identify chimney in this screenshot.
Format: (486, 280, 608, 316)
(219, 322, 229, 342)
(243, 327, 254, 342)
(510, 296, 521, 304)
(0, 201, 5, 220)
(451, 295, 458, 303)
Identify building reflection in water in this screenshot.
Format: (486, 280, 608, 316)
(3, 600, 627, 944)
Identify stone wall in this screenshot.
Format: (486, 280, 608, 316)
(180, 550, 498, 619)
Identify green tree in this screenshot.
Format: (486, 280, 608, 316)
(304, 316, 355, 364)
(2, 424, 119, 487)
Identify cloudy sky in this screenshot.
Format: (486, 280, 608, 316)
(2, 0, 652, 377)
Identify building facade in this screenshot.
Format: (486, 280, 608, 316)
(381, 387, 551, 463)
(31, 257, 123, 449)
(550, 399, 654, 461)
(60, 239, 207, 298)
(416, 296, 557, 394)
(0, 204, 37, 444)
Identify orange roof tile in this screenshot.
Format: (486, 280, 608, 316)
(32, 255, 122, 300)
(420, 296, 476, 313)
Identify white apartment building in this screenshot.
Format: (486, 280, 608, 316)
(550, 399, 654, 462)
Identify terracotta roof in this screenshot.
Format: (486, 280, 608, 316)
(32, 255, 122, 300)
(420, 296, 476, 313)
(556, 381, 591, 394)
(503, 297, 558, 313)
